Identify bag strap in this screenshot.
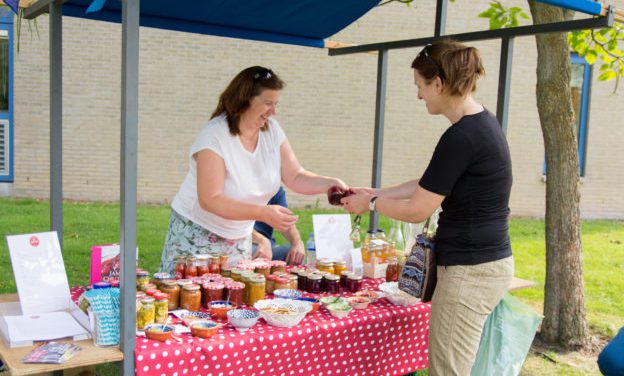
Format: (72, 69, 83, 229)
(421, 217, 431, 236)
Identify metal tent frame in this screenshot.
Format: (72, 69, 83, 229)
(21, 0, 616, 374)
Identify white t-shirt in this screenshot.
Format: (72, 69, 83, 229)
(172, 113, 286, 239)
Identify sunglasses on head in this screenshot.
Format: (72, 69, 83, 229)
(420, 44, 445, 81)
(253, 68, 273, 81)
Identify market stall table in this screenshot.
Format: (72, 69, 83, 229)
(106, 278, 430, 376)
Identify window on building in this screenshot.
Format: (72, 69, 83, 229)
(0, 22, 12, 182)
(543, 53, 591, 178)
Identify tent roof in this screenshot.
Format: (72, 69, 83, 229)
(59, 0, 381, 48)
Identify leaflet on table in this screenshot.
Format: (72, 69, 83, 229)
(312, 214, 353, 262)
(90, 244, 139, 285)
(6, 231, 72, 315)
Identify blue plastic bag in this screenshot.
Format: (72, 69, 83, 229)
(471, 293, 542, 376)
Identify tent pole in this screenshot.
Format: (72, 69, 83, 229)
(120, 0, 140, 374)
(496, 37, 514, 135)
(49, 0, 62, 246)
(434, 0, 448, 37)
(369, 49, 388, 232)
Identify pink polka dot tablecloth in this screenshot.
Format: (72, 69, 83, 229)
(72, 279, 430, 375)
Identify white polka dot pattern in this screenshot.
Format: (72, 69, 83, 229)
(71, 278, 430, 375)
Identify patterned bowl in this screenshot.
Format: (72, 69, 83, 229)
(208, 300, 237, 320)
(326, 303, 353, 319)
(144, 324, 175, 342)
(180, 311, 211, 326)
(227, 309, 261, 332)
(273, 289, 303, 300)
(254, 299, 312, 328)
(189, 321, 222, 339)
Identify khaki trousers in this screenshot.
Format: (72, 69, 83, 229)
(428, 256, 514, 376)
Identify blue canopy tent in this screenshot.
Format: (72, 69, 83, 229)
(21, 0, 618, 374)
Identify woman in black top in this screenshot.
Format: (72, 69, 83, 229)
(342, 40, 514, 376)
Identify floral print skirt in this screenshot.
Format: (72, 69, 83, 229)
(160, 209, 251, 274)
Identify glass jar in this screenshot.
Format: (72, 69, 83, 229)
(209, 256, 221, 274)
(240, 271, 255, 304)
(135, 291, 146, 314)
(219, 254, 229, 268)
(347, 274, 363, 293)
(180, 284, 202, 312)
(318, 260, 335, 275)
(247, 275, 266, 306)
(306, 274, 322, 294)
(230, 269, 243, 282)
(287, 274, 298, 290)
(225, 282, 244, 307)
(220, 267, 232, 278)
(290, 267, 303, 277)
(340, 271, 352, 290)
(270, 260, 287, 274)
(185, 256, 198, 278)
(137, 296, 155, 330)
(265, 275, 277, 295)
(323, 274, 340, 294)
(142, 283, 158, 292)
(202, 282, 225, 306)
(154, 293, 169, 324)
(333, 261, 347, 276)
(297, 271, 309, 292)
(159, 280, 180, 310)
(196, 254, 210, 276)
(174, 256, 186, 279)
(145, 288, 160, 297)
(136, 270, 150, 290)
(386, 257, 400, 282)
(274, 277, 290, 292)
(152, 272, 171, 288)
(254, 261, 271, 277)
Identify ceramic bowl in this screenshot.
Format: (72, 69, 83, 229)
(326, 303, 353, 318)
(295, 297, 320, 314)
(208, 300, 236, 320)
(347, 296, 371, 310)
(227, 309, 261, 332)
(180, 311, 211, 326)
(354, 290, 384, 303)
(189, 321, 222, 339)
(254, 299, 311, 328)
(319, 296, 347, 306)
(273, 289, 303, 300)
(144, 324, 175, 342)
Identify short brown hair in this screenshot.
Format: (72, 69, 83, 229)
(211, 66, 285, 135)
(411, 40, 485, 97)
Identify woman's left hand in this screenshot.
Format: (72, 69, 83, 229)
(285, 240, 305, 265)
(341, 192, 373, 215)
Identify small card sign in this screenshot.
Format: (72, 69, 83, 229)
(6, 232, 72, 315)
(312, 214, 353, 262)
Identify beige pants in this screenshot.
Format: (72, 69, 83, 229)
(428, 256, 514, 376)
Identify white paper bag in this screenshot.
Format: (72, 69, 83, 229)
(312, 214, 353, 262)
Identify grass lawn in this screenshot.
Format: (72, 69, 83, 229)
(1, 197, 622, 375)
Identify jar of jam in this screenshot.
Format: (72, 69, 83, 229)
(219, 254, 229, 268)
(340, 271, 352, 290)
(386, 257, 400, 282)
(347, 274, 363, 293)
(174, 256, 186, 279)
(240, 271, 255, 304)
(274, 277, 290, 292)
(142, 283, 158, 292)
(254, 261, 271, 277)
(185, 256, 198, 278)
(196, 254, 210, 276)
(154, 293, 169, 324)
(247, 275, 266, 306)
(318, 260, 335, 275)
(225, 282, 244, 307)
(145, 288, 160, 297)
(136, 270, 150, 290)
(306, 274, 322, 294)
(270, 260, 287, 274)
(152, 272, 171, 288)
(230, 269, 244, 282)
(137, 296, 155, 330)
(265, 275, 277, 295)
(209, 256, 221, 274)
(287, 274, 298, 290)
(159, 280, 180, 310)
(220, 266, 232, 278)
(323, 274, 340, 294)
(290, 267, 303, 277)
(180, 284, 202, 312)
(202, 282, 225, 307)
(297, 271, 309, 292)
(333, 261, 347, 276)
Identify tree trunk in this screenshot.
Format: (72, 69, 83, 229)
(528, 1, 587, 349)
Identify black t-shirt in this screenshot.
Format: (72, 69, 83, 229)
(419, 109, 512, 266)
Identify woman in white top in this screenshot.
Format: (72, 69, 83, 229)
(161, 66, 347, 273)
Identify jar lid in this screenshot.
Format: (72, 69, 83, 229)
(250, 275, 266, 283)
(145, 288, 160, 296)
(324, 274, 339, 281)
(174, 255, 186, 260)
(307, 274, 322, 281)
(153, 272, 171, 280)
(136, 291, 146, 298)
(196, 254, 211, 260)
(290, 267, 303, 275)
(287, 274, 298, 281)
(225, 281, 245, 289)
(334, 260, 347, 266)
(231, 269, 243, 275)
(183, 283, 200, 291)
(177, 279, 193, 286)
(340, 270, 353, 276)
(274, 277, 289, 284)
(348, 274, 363, 281)
(297, 271, 310, 277)
(161, 280, 177, 287)
(187, 256, 197, 261)
(319, 260, 334, 267)
(203, 282, 225, 289)
(140, 296, 155, 304)
(271, 260, 287, 267)
(154, 293, 169, 300)
(136, 270, 149, 277)
(266, 275, 278, 281)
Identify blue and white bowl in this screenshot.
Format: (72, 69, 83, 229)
(273, 289, 303, 300)
(227, 309, 260, 332)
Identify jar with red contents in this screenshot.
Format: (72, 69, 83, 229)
(202, 282, 225, 307)
(297, 271, 309, 292)
(347, 274, 363, 293)
(196, 254, 210, 276)
(385, 257, 400, 282)
(340, 271, 352, 290)
(209, 257, 221, 274)
(323, 274, 340, 294)
(174, 256, 186, 279)
(306, 274, 322, 294)
(185, 256, 198, 278)
(225, 282, 244, 307)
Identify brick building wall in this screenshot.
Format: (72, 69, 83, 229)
(7, 0, 624, 218)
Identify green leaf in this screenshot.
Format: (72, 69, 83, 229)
(585, 50, 597, 64)
(598, 71, 616, 81)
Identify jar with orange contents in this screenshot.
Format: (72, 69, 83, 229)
(247, 275, 266, 306)
(174, 256, 186, 279)
(159, 280, 180, 310)
(209, 256, 221, 274)
(180, 284, 201, 312)
(386, 257, 400, 282)
(333, 260, 347, 276)
(196, 254, 210, 276)
(185, 256, 198, 278)
(318, 260, 335, 275)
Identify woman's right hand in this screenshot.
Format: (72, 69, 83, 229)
(262, 205, 299, 232)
